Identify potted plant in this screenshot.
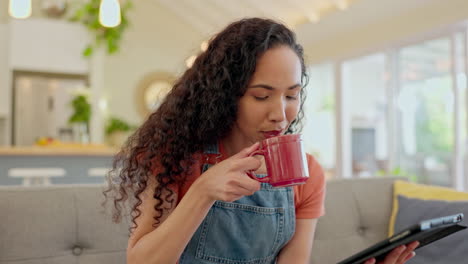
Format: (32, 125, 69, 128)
(69, 0, 134, 57)
(105, 116, 136, 147)
(69, 91, 92, 143)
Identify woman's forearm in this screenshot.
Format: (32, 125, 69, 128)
(127, 182, 214, 264)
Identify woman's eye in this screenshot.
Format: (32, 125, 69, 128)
(254, 96, 268, 101)
(286, 95, 298, 100)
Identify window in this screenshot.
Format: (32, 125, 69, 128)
(396, 38, 454, 186)
(342, 54, 388, 178)
(303, 63, 336, 178)
(308, 25, 468, 189)
(455, 31, 467, 189)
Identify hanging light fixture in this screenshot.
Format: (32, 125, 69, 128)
(99, 0, 121, 28)
(200, 41, 209, 52)
(9, 0, 32, 19)
(186, 55, 197, 68)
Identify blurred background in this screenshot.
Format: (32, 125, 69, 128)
(0, 0, 467, 190)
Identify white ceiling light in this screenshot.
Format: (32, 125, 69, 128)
(99, 0, 121, 28)
(9, 0, 32, 19)
(200, 41, 209, 52)
(186, 55, 197, 68)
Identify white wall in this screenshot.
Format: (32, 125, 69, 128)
(0, 1, 8, 24)
(9, 18, 89, 73)
(0, 23, 10, 145)
(0, 23, 9, 115)
(102, 0, 204, 124)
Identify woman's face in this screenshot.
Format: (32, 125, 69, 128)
(228, 45, 302, 149)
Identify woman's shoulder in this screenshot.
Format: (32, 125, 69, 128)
(305, 153, 324, 175)
(293, 153, 326, 218)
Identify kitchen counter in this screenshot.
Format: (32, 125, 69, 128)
(0, 144, 119, 157)
(0, 144, 119, 186)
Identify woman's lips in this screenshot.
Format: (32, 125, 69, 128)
(262, 130, 282, 138)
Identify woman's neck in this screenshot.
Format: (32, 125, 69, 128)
(220, 129, 256, 156)
(220, 133, 267, 174)
(220, 135, 244, 158)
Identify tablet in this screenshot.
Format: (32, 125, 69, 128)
(337, 213, 466, 264)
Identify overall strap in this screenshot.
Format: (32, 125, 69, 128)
(202, 141, 223, 165)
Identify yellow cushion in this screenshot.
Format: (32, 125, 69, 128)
(388, 180, 468, 236)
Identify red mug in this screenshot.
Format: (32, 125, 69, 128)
(247, 134, 309, 187)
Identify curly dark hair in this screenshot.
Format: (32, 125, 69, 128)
(103, 17, 309, 232)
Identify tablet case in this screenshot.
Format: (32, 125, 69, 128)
(337, 213, 467, 264)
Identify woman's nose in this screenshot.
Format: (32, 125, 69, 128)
(268, 99, 286, 123)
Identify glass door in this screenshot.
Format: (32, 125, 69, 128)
(395, 37, 454, 186)
(303, 63, 336, 178)
(342, 54, 388, 178)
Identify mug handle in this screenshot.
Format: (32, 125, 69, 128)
(246, 149, 270, 183)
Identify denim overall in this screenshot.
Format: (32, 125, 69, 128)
(179, 143, 296, 264)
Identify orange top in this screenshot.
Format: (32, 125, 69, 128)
(176, 142, 326, 219)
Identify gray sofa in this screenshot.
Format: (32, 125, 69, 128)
(0, 177, 397, 264)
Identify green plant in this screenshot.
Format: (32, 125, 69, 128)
(377, 167, 418, 182)
(69, 95, 92, 123)
(415, 82, 453, 157)
(105, 117, 136, 135)
(319, 93, 335, 112)
(69, 0, 133, 57)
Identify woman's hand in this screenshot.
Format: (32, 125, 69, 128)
(364, 241, 419, 264)
(193, 142, 262, 202)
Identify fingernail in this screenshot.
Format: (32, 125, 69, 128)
(403, 251, 416, 262)
(407, 251, 416, 261)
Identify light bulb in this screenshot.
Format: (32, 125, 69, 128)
(186, 55, 197, 68)
(99, 0, 121, 28)
(9, 0, 32, 19)
(200, 41, 208, 52)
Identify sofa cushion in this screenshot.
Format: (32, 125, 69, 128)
(389, 180, 468, 235)
(0, 185, 129, 264)
(394, 196, 468, 264)
(311, 177, 397, 264)
(388, 180, 468, 264)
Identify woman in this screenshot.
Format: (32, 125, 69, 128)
(104, 18, 418, 264)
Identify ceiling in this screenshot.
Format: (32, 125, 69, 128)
(0, 0, 454, 47)
(2, 0, 464, 75)
(156, 0, 358, 35)
(154, 0, 451, 49)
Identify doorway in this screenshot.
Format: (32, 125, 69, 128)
(12, 71, 88, 146)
